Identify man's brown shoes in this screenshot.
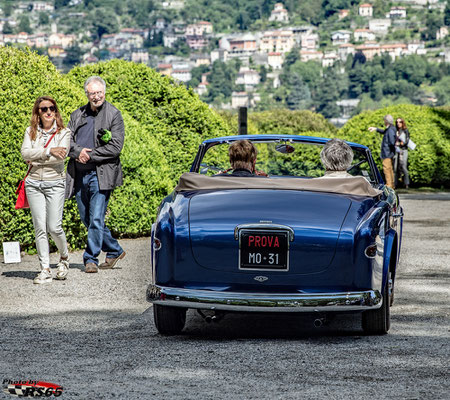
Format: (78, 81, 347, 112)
(85, 263, 98, 273)
(99, 251, 126, 270)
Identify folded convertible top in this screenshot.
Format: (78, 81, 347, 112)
(176, 172, 382, 197)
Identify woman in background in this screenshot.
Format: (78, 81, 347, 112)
(21, 96, 71, 284)
(395, 117, 410, 189)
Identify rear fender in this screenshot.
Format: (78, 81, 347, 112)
(383, 229, 398, 291)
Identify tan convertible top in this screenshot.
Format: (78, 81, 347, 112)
(176, 172, 382, 198)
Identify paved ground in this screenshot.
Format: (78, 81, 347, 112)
(0, 194, 449, 399)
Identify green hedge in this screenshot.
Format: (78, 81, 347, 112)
(338, 104, 450, 186)
(0, 48, 230, 252)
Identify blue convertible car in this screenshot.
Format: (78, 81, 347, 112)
(147, 135, 403, 335)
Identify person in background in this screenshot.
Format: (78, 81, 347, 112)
(394, 117, 410, 189)
(319, 138, 354, 178)
(368, 114, 397, 189)
(66, 76, 126, 273)
(21, 96, 70, 284)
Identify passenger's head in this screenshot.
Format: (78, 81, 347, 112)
(384, 114, 394, 126)
(84, 76, 106, 111)
(320, 138, 354, 172)
(229, 140, 258, 171)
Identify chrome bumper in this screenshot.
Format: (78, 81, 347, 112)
(146, 285, 382, 312)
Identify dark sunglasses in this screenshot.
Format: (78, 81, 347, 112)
(39, 106, 56, 113)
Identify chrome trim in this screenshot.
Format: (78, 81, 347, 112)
(234, 223, 294, 241)
(146, 285, 382, 312)
(392, 211, 404, 218)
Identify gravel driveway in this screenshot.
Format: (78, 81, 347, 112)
(1, 194, 449, 399)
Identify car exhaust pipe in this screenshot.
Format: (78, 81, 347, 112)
(314, 318, 325, 328)
(197, 309, 225, 323)
(204, 315, 213, 323)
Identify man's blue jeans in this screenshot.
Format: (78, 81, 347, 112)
(75, 170, 123, 266)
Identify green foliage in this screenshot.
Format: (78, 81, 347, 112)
(339, 104, 450, 186)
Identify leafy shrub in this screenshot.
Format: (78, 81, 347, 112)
(339, 104, 450, 186)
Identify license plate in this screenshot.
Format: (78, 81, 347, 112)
(239, 230, 289, 271)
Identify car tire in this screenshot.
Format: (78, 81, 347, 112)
(362, 280, 390, 335)
(153, 304, 187, 335)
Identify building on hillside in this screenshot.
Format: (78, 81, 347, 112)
(331, 30, 352, 45)
(322, 51, 339, 67)
(235, 67, 260, 90)
(186, 35, 208, 50)
(338, 9, 350, 19)
(338, 43, 355, 61)
(359, 3, 373, 17)
(369, 19, 391, 35)
(131, 49, 149, 64)
(157, 63, 173, 76)
(185, 21, 213, 36)
(31, 1, 54, 11)
(388, 6, 407, 19)
(353, 28, 376, 42)
(171, 69, 191, 82)
(211, 48, 229, 63)
(437, 26, 449, 40)
(267, 52, 284, 69)
(406, 41, 425, 54)
(380, 43, 407, 60)
(49, 33, 76, 49)
(300, 50, 323, 62)
(260, 30, 295, 53)
(163, 32, 182, 48)
(329, 99, 360, 127)
(231, 92, 249, 108)
(191, 53, 211, 66)
(161, 0, 185, 9)
(269, 3, 289, 22)
(195, 73, 209, 96)
(300, 31, 319, 49)
(220, 33, 258, 61)
(355, 43, 380, 60)
(48, 45, 65, 58)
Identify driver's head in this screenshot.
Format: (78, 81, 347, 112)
(320, 138, 353, 171)
(229, 140, 257, 171)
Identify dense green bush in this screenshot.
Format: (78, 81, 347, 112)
(339, 104, 450, 186)
(1, 48, 228, 252)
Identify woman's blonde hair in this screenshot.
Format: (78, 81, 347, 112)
(29, 96, 65, 141)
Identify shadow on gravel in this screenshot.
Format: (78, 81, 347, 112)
(2, 270, 36, 280)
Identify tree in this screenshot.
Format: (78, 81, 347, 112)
(38, 12, 49, 26)
(17, 15, 32, 34)
(2, 21, 13, 34)
(435, 76, 450, 106)
(315, 68, 341, 118)
(64, 45, 83, 67)
(286, 73, 311, 110)
(422, 9, 443, 41)
(90, 8, 119, 39)
(445, 1, 450, 27)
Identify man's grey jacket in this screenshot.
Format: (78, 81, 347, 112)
(65, 101, 124, 199)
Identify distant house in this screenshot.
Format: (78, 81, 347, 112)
(260, 30, 295, 53)
(267, 52, 283, 69)
(231, 92, 249, 108)
(157, 63, 173, 76)
(31, 1, 54, 12)
(322, 51, 338, 67)
(338, 9, 349, 19)
(269, 3, 289, 22)
(195, 73, 209, 96)
(211, 48, 229, 63)
(48, 33, 76, 49)
(171, 69, 192, 82)
(131, 49, 149, 64)
(163, 32, 181, 48)
(368, 19, 391, 35)
(191, 53, 211, 67)
(355, 43, 380, 60)
(300, 50, 323, 62)
(48, 45, 65, 57)
(359, 3, 373, 17)
(437, 26, 449, 40)
(388, 6, 407, 19)
(185, 21, 213, 36)
(235, 67, 260, 89)
(338, 44, 355, 61)
(353, 28, 376, 42)
(380, 43, 407, 60)
(331, 30, 352, 45)
(161, 0, 185, 9)
(301, 32, 319, 50)
(185, 35, 208, 50)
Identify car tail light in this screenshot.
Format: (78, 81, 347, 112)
(365, 244, 377, 258)
(153, 237, 162, 251)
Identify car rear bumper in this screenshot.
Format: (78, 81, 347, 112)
(146, 285, 382, 312)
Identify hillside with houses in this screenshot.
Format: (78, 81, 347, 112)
(1, 0, 449, 123)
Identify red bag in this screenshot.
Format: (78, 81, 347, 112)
(15, 174, 30, 209)
(15, 130, 59, 210)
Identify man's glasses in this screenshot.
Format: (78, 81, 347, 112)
(87, 91, 104, 97)
(39, 106, 56, 113)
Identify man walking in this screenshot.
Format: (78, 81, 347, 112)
(368, 114, 397, 189)
(66, 76, 126, 273)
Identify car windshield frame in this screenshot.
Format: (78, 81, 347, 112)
(190, 135, 382, 185)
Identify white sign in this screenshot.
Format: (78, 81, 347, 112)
(2, 242, 21, 264)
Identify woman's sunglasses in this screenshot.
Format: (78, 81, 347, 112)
(39, 106, 56, 113)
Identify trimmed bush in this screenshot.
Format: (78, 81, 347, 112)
(339, 104, 450, 186)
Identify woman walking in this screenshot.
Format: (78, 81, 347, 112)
(21, 96, 71, 284)
(395, 117, 410, 189)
